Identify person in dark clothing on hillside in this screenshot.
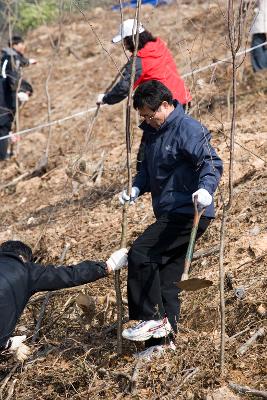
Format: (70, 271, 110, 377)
(119, 80, 223, 360)
(0, 35, 36, 160)
(0, 240, 128, 362)
(96, 19, 191, 170)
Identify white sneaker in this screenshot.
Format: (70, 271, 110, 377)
(122, 317, 172, 341)
(134, 341, 176, 361)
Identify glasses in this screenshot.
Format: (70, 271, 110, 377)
(139, 107, 161, 122)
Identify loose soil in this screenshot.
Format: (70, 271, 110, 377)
(0, 2, 266, 399)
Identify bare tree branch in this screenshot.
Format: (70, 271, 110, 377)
(115, 0, 142, 355)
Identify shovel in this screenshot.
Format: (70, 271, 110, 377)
(177, 196, 213, 291)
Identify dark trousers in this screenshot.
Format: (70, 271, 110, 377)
(251, 33, 267, 72)
(127, 213, 210, 333)
(0, 124, 11, 160)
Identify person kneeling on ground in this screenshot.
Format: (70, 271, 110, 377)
(0, 240, 127, 362)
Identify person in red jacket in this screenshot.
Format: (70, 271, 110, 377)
(97, 19, 191, 106)
(96, 18, 192, 169)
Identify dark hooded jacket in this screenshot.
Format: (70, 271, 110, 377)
(133, 101, 223, 219)
(0, 47, 30, 126)
(0, 252, 107, 348)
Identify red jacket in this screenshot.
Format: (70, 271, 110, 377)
(134, 38, 191, 104)
(103, 38, 192, 106)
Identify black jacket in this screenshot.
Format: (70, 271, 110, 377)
(0, 47, 30, 126)
(103, 57, 142, 105)
(134, 101, 223, 219)
(0, 252, 107, 348)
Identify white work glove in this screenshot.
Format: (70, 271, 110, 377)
(9, 335, 31, 362)
(119, 186, 140, 205)
(192, 188, 212, 209)
(9, 132, 21, 143)
(106, 248, 128, 271)
(29, 58, 37, 65)
(17, 92, 30, 102)
(96, 93, 105, 105)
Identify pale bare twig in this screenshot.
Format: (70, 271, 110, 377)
(4, 378, 17, 400)
(175, 367, 200, 394)
(229, 382, 267, 398)
(237, 327, 265, 356)
(0, 365, 17, 400)
(42, 0, 64, 169)
(130, 359, 142, 395)
(219, 0, 246, 375)
(115, 0, 142, 355)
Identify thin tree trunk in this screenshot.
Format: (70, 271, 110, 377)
(115, 0, 142, 355)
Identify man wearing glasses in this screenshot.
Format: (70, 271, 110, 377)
(119, 80, 223, 359)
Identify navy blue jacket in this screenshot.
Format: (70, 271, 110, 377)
(134, 102, 223, 218)
(0, 252, 107, 348)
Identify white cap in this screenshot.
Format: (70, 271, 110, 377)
(112, 19, 145, 43)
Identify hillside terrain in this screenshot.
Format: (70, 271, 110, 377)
(0, 1, 266, 399)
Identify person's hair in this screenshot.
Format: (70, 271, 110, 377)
(0, 240, 33, 262)
(124, 30, 156, 53)
(133, 80, 173, 111)
(8, 35, 24, 47)
(20, 80, 33, 95)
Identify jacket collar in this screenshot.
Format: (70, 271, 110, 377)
(0, 251, 26, 265)
(2, 47, 19, 57)
(139, 100, 185, 134)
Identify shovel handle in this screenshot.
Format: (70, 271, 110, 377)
(181, 196, 205, 281)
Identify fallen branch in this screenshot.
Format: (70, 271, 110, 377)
(227, 326, 250, 342)
(4, 379, 17, 400)
(130, 360, 142, 395)
(0, 172, 30, 190)
(192, 244, 220, 260)
(175, 367, 200, 394)
(0, 366, 17, 399)
(31, 293, 51, 344)
(229, 382, 267, 398)
(237, 327, 265, 356)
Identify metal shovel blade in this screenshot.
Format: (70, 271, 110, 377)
(177, 278, 213, 291)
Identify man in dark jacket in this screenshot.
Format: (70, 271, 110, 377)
(0, 240, 127, 362)
(119, 80, 223, 359)
(0, 35, 36, 160)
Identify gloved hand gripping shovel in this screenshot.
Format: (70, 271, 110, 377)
(177, 196, 213, 291)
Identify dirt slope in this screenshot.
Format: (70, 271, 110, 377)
(0, 2, 266, 399)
